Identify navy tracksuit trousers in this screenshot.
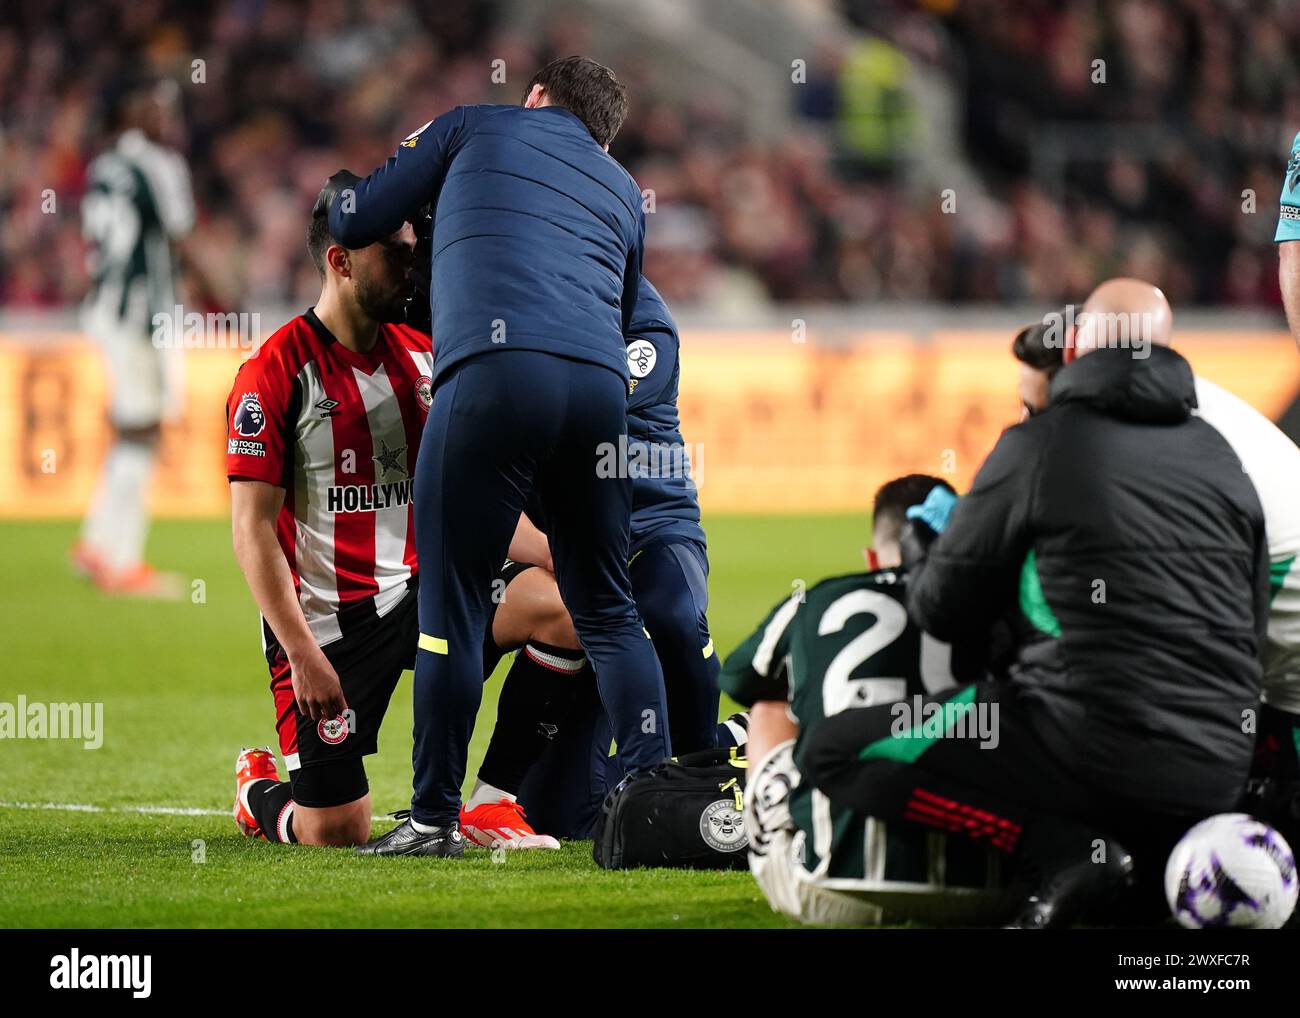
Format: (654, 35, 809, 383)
(520, 537, 727, 838)
(410, 349, 670, 826)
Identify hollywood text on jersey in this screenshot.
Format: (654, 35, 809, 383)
(326, 479, 414, 514)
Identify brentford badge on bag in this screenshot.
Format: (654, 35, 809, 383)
(699, 799, 747, 852)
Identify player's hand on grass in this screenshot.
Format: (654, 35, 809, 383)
(289, 646, 348, 722)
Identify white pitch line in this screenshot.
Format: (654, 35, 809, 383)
(0, 800, 393, 822)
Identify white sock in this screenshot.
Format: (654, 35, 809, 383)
(81, 449, 118, 552)
(409, 817, 445, 834)
(98, 438, 157, 572)
(467, 779, 515, 810)
(723, 713, 750, 747)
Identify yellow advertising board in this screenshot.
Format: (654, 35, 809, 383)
(0, 330, 1294, 518)
(677, 329, 1300, 510)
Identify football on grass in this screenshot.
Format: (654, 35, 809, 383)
(1165, 813, 1298, 929)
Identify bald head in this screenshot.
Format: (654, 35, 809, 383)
(1073, 277, 1172, 361)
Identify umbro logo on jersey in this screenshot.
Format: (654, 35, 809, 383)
(315, 397, 341, 418)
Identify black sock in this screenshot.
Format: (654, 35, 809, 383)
(247, 779, 297, 844)
(479, 643, 586, 795)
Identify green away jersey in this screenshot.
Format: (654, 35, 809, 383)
(81, 128, 194, 337)
(721, 569, 968, 883)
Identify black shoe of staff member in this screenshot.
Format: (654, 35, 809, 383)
(356, 812, 466, 858)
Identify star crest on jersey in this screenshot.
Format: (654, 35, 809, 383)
(373, 439, 407, 479)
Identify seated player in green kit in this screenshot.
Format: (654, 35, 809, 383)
(720, 475, 1004, 926)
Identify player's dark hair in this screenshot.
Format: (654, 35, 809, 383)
(308, 178, 352, 276)
(1012, 309, 1068, 375)
(524, 56, 629, 148)
(307, 207, 334, 277)
(872, 474, 955, 544)
(307, 205, 335, 275)
(101, 73, 177, 137)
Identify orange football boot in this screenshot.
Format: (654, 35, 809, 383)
(68, 542, 106, 581)
(234, 747, 281, 839)
(459, 798, 560, 850)
(95, 563, 184, 600)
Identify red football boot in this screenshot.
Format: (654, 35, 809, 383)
(459, 798, 560, 850)
(234, 747, 281, 839)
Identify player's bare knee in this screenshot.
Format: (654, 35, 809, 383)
(295, 801, 371, 847)
(505, 567, 580, 650)
(534, 599, 580, 651)
(335, 815, 371, 846)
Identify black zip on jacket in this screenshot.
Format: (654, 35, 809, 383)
(908, 345, 1269, 815)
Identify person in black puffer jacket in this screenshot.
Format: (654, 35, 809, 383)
(804, 330, 1269, 927)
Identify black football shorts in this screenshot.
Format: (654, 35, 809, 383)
(266, 584, 417, 807)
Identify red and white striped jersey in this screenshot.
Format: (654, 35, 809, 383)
(226, 309, 434, 648)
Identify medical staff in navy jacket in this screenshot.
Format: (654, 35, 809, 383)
(330, 58, 670, 855)
(623, 278, 719, 754)
(510, 277, 724, 840)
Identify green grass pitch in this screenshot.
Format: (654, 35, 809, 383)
(0, 514, 869, 928)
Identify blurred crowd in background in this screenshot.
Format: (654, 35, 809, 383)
(3, 0, 1297, 312)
